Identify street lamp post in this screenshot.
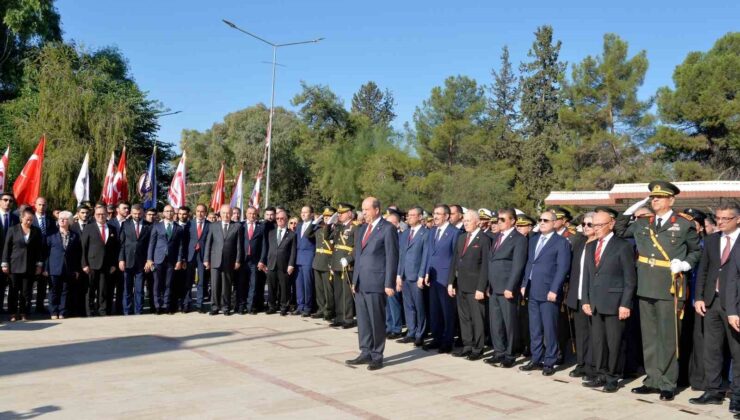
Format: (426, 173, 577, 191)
(222, 19, 323, 208)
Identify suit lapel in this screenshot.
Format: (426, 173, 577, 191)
(534, 234, 554, 261)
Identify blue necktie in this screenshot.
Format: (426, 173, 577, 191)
(39, 217, 46, 235)
(2, 213, 7, 231)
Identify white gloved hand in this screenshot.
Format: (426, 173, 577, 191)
(624, 196, 651, 216)
(312, 215, 322, 225)
(670, 259, 691, 274)
(328, 213, 339, 225)
(340, 258, 348, 268)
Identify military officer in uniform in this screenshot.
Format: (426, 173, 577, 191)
(311, 206, 337, 321)
(331, 203, 358, 328)
(615, 181, 701, 401)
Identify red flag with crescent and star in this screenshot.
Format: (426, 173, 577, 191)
(13, 135, 45, 206)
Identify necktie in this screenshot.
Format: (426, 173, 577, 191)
(462, 232, 472, 254)
(197, 221, 203, 239)
(362, 224, 373, 248)
(721, 235, 732, 266)
(223, 223, 228, 235)
(135, 222, 141, 238)
(166, 222, 172, 239)
(435, 228, 443, 243)
(3, 213, 7, 231)
(656, 218, 663, 230)
(595, 238, 605, 267)
(534, 235, 547, 259)
(494, 234, 503, 251)
(408, 228, 415, 244)
(247, 223, 254, 256)
(39, 217, 46, 235)
(278, 228, 283, 243)
(100, 224, 106, 243)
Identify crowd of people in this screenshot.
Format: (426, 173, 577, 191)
(1, 180, 739, 414)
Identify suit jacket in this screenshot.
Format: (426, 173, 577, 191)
(81, 222, 119, 271)
(449, 230, 490, 293)
(69, 220, 88, 237)
(487, 229, 528, 295)
(205, 221, 244, 270)
(522, 232, 572, 301)
(262, 226, 296, 271)
(108, 217, 127, 236)
(726, 248, 740, 316)
(0, 211, 20, 258)
(147, 221, 186, 265)
(2, 224, 44, 274)
(45, 230, 82, 276)
(581, 236, 637, 315)
(424, 224, 463, 285)
(32, 213, 57, 247)
(186, 219, 210, 262)
(565, 237, 592, 309)
(295, 222, 318, 266)
(352, 218, 398, 293)
(397, 226, 429, 281)
(243, 220, 265, 264)
(696, 232, 740, 310)
(118, 219, 152, 270)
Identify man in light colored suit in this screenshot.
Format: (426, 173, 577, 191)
(204, 204, 243, 315)
(396, 206, 428, 346)
(346, 197, 399, 371)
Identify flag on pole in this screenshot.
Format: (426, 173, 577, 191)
(101, 151, 116, 204)
(138, 146, 157, 209)
(112, 146, 128, 203)
(210, 163, 226, 212)
(230, 169, 244, 219)
(13, 135, 45, 206)
(74, 151, 90, 206)
(249, 168, 263, 210)
(0, 145, 9, 194)
(168, 151, 186, 209)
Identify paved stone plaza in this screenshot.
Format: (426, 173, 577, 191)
(0, 313, 733, 419)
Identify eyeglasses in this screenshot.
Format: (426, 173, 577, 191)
(591, 222, 610, 229)
(1, 198, 13, 202)
(538, 219, 554, 223)
(581, 222, 593, 228)
(717, 217, 738, 222)
(497, 218, 507, 223)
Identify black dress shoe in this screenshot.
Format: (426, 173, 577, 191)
(569, 368, 586, 378)
(603, 382, 619, 393)
(659, 390, 674, 401)
(329, 321, 343, 327)
(730, 400, 740, 414)
(422, 341, 440, 351)
(467, 352, 483, 361)
(265, 309, 277, 315)
(310, 312, 323, 319)
(500, 359, 516, 368)
(342, 322, 356, 329)
(414, 338, 424, 347)
(542, 366, 556, 376)
(631, 385, 659, 395)
(240, 308, 248, 315)
(209, 310, 219, 315)
(397, 336, 415, 344)
(555, 354, 564, 365)
(583, 378, 606, 388)
(367, 360, 383, 371)
(689, 392, 724, 405)
(345, 356, 371, 366)
(280, 311, 288, 316)
(301, 312, 311, 317)
(438, 345, 452, 354)
(452, 349, 472, 358)
(290, 310, 301, 316)
(519, 362, 544, 371)
(484, 354, 505, 365)
(224, 310, 232, 316)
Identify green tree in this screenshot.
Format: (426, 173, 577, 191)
(291, 81, 350, 144)
(486, 45, 521, 162)
(351, 81, 396, 127)
(653, 32, 740, 178)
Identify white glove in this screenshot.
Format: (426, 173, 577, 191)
(340, 258, 348, 268)
(328, 213, 339, 225)
(670, 259, 691, 274)
(624, 196, 650, 216)
(311, 215, 322, 225)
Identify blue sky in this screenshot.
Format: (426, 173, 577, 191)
(56, 1, 738, 149)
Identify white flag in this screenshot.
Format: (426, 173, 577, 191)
(230, 169, 244, 220)
(168, 152, 186, 209)
(0, 146, 9, 194)
(74, 152, 90, 205)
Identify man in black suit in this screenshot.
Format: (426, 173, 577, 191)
(0, 192, 19, 313)
(81, 204, 120, 316)
(485, 208, 528, 367)
(69, 204, 90, 316)
(345, 197, 399, 371)
(260, 209, 296, 316)
(243, 206, 265, 314)
(32, 196, 55, 314)
(581, 207, 637, 392)
(448, 210, 490, 360)
(187, 204, 210, 313)
(204, 204, 243, 315)
(690, 203, 740, 410)
(117, 204, 152, 315)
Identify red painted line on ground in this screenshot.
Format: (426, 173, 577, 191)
(156, 335, 388, 420)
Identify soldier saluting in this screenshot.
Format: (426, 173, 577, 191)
(615, 181, 701, 401)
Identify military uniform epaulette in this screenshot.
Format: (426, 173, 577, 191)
(352, 221, 361, 226)
(677, 212, 693, 222)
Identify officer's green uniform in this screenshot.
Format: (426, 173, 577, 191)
(312, 206, 336, 321)
(331, 203, 357, 327)
(614, 181, 701, 393)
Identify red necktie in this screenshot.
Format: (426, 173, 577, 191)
(408, 228, 415, 244)
(247, 223, 254, 256)
(721, 235, 732, 266)
(462, 233, 472, 254)
(197, 221, 203, 239)
(594, 239, 604, 267)
(100, 224, 106, 243)
(135, 222, 140, 239)
(362, 224, 373, 248)
(494, 234, 503, 251)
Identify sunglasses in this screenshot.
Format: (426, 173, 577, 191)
(582, 222, 593, 228)
(1, 198, 14, 202)
(538, 218, 554, 223)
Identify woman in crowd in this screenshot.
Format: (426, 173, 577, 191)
(2, 207, 44, 321)
(45, 211, 82, 319)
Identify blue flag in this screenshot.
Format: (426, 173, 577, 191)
(138, 147, 157, 209)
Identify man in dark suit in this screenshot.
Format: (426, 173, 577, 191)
(31, 196, 55, 314)
(690, 204, 740, 410)
(423, 204, 463, 353)
(204, 204, 243, 315)
(520, 210, 572, 376)
(345, 197, 399, 371)
(396, 206, 428, 346)
(186, 204, 209, 313)
(581, 207, 637, 392)
(244, 206, 265, 313)
(0, 192, 19, 313)
(448, 210, 490, 360)
(69, 204, 90, 316)
(174, 206, 194, 312)
(146, 204, 186, 314)
(81, 204, 120, 316)
(485, 208, 528, 367)
(107, 201, 130, 315)
(295, 205, 318, 316)
(261, 209, 296, 315)
(117, 204, 152, 315)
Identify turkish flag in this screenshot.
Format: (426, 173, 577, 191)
(13, 135, 45, 206)
(112, 146, 128, 203)
(210, 163, 225, 212)
(101, 151, 116, 204)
